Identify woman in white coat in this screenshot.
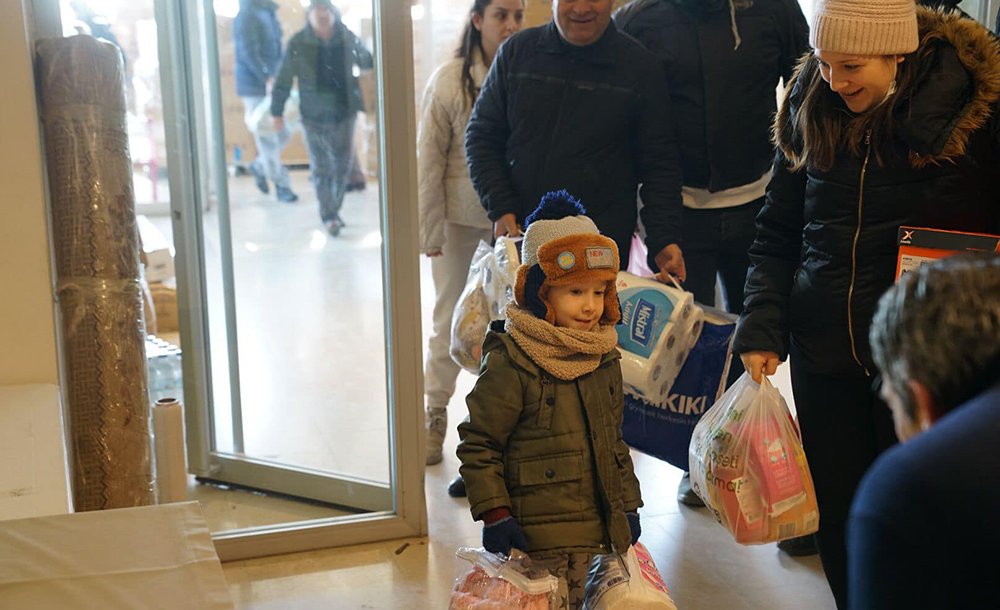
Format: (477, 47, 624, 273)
(419, 0, 525, 479)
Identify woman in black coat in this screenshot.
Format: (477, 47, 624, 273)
(734, 1, 1000, 607)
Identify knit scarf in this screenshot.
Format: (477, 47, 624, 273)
(505, 305, 619, 381)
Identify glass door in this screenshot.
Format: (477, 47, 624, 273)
(154, 0, 425, 558)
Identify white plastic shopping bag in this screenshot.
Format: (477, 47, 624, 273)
(582, 542, 676, 610)
(688, 374, 819, 544)
(449, 547, 560, 610)
(450, 241, 495, 373)
(246, 91, 301, 136)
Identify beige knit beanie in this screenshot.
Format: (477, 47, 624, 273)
(811, 0, 919, 56)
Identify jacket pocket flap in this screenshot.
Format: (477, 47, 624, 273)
(518, 453, 583, 486)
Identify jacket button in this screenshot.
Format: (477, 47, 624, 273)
(545, 468, 555, 479)
(609, 385, 614, 395)
(546, 396, 555, 406)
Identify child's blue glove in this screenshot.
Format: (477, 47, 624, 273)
(481, 507, 528, 556)
(627, 511, 641, 545)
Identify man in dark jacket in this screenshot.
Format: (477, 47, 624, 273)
(234, 0, 297, 202)
(271, 0, 373, 236)
(852, 254, 1000, 610)
(465, 0, 686, 277)
(614, 0, 811, 538)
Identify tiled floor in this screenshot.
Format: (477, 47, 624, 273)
(221, 368, 834, 609)
(197, 170, 836, 609)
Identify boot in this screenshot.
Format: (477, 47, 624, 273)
(425, 407, 447, 466)
(677, 472, 705, 507)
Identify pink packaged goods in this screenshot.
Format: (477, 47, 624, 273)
(449, 566, 552, 610)
(690, 375, 819, 544)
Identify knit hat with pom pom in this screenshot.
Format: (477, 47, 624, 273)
(514, 190, 621, 325)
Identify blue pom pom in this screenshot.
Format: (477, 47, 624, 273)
(524, 190, 588, 229)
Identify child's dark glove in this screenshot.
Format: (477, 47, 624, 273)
(627, 511, 641, 545)
(481, 507, 528, 556)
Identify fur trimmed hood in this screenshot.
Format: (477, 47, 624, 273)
(776, 7, 1000, 167)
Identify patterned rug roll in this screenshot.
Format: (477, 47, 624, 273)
(37, 35, 154, 511)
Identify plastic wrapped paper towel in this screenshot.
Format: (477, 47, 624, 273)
(615, 272, 704, 404)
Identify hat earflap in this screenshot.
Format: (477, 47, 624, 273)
(516, 264, 550, 321)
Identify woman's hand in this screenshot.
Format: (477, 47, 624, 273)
(493, 213, 521, 239)
(740, 350, 781, 383)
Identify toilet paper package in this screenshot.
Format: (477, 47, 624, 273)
(615, 272, 704, 404)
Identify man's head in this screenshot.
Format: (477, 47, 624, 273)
(552, 0, 614, 47)
(514, 190, 620, 328)
(870, 254, 1000, 440)
(308, 0, 339, 32)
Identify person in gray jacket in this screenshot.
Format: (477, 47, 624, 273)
(271, 0, 372, 236)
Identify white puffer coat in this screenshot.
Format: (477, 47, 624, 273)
(417, 53, 492, 253)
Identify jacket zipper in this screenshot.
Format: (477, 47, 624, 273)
(847, 130, 872, 376)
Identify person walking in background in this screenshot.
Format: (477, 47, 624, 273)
(615, 0, 810, 532)
(734, 0, 1000, 606)
(465, 0, 687, 280)
(271, 0, 372, 236)
(852, 254, 1000, 610)
(234, 0, 298, 203)
(418, 0, 525, 488)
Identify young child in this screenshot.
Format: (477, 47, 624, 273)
(457, 191, 643, 609)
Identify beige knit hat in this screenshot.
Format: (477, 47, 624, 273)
(811, 0, 919, 56)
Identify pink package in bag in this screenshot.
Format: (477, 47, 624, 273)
(689, 374, 820, 544)
(449, 548, 560, 610)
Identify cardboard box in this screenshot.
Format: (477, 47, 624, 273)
(137, 215, 175, 283)
(895, 226, 1000, 279)
(150, 279, 178, 333)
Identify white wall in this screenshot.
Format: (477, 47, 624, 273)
(0, 0, 59, 385)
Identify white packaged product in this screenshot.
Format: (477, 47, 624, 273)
(582, 542, 677, 610)
(615, 272, 704, 404)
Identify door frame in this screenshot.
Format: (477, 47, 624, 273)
(33, 0, 426, 561)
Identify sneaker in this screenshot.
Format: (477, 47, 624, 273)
(447, 475, 466, 498)
(249, 164, 269, 194)
(346, 180, 366, 193)
(677, 472, 705, 507)
(275, 185, 298, 203)
(777, 534, 819, 557)
(425, 408, 447, 466)
(323, 218, 343, 237)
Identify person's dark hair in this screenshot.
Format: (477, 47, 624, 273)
(776, 49, 926, 173)
(870, 253, 1000, 419)
(456, 0, 492, 109)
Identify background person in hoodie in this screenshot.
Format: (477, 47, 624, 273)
(614, 0, 809, 527)
(850, 253, 1000, 610)
(464, 0, 687, 280)
(271, 0, 373, 236)
(734, 0, 1000, 606)
(234, 0, 298, 203)
(417, 0, 525, 486)
(457, 191, 642, 610)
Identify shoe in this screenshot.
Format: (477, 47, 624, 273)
(447, 475, 466, 498)
(275, 185, 298, 203)
(249, 164, 268, 194)
(677, 472, 705, 507)
(323, 218, 343, 237)
(425, 408, 447, 466)
(346, 180, 366, 192)
(777, 534, 819, 557)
